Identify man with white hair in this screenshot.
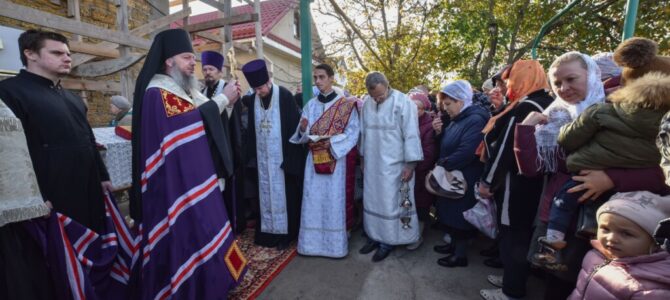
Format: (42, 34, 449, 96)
(358, 71, 423, 262)
(130, 28, 247, 299)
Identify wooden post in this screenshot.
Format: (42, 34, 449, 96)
(182, 0, 189, 31)
(223, 0, 233, 79)
(254, 0, 263, 59)
(66, 0, 88, 104)
(116, 0, 133, 100)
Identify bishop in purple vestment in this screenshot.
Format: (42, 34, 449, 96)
(130, 29, 247, 299)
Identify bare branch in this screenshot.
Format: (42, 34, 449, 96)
(326, 0, 390, 70)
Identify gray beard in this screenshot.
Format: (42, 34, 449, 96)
(167, 67, 199, 94)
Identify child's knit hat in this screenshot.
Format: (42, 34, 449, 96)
(613, 37, 670, 85)
(598, 191, 670, 237)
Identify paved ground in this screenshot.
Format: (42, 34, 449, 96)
(258, 228, 545, 300)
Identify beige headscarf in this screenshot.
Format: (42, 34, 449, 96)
(0, 100, 50, 226)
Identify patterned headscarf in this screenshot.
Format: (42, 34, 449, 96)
(534, 52, 606, 172)
(409, 91, 431, 109)
(482, 60, 549, 133)
(592, 52, 622, 80)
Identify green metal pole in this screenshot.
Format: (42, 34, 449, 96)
(300, 0, 313, 106)
(622, 0, 639, 41)
(530, 0, 582, 59)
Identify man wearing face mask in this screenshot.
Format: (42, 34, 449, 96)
(358, 71, 423, 262)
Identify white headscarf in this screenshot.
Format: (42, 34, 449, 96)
(534, 52, 606, 172)
(441, 80, 473, 113)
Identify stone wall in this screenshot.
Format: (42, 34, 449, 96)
(0, 0, 160, 127)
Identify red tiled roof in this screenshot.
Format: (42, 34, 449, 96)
(173, 0, 298, 41)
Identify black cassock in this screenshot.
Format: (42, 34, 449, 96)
(242, 84, 306, 247)
(201, 81, 248, 233)
(0, 70, 108, 232)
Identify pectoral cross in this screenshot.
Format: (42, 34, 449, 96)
(260, 118, 272, 134)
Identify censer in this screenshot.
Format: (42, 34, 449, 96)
(399, 182, 412, 229)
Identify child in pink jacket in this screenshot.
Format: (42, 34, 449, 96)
(569, 191, 670, 299)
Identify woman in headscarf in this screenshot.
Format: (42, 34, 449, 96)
(408, 91, 436, 250)
(109, 95, 132, 126)
(431, 80, 490, 267)
(477, 60, 554, 300)
(591, 52, 622, 95)
(512, 52, 668, 300)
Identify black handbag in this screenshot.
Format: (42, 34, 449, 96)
(575, 198, 607, 240)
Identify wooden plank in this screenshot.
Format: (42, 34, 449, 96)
(182, 0, 189, 28)
(67, 0, 80, 18)
(116, 0, 132, 99)
(194, 33, 252, 52)
(184, 13, 258, 33)
(69, 41, 120, 58)
(71, 54, 144, 77)
(147, 0, 169, 16)
(132, 8, 192, 37)
(0, 0, 150, 49)
(61, 78, 121, 92)
(70, 8, 191, 68)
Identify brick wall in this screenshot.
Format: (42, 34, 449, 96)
(0, 0, 156, 127)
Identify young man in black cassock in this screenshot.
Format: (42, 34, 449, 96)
(240, 59, 305, 249)
(0, 29, 109, 300)
(0, 30, 111, 232)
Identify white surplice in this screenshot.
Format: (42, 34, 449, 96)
(290, 94, 360, 257)
(360, 89, 423, 245)
(255, 84, 288, 234)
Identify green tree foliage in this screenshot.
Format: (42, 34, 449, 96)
(320, 0, 670, 94)
(317, 0, 441, 95)
(432, 0, 670, 86)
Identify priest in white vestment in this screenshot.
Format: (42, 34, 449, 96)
(290, 64, 360, 258)
(359, 72, 423, 262)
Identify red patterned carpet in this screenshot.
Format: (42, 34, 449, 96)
(228, 229, 297, 300)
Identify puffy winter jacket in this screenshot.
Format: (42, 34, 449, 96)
(569, 241, 670, 300)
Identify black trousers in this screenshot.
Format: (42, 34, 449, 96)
(499, 225, 533, 298)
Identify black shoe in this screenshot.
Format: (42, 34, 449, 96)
(479, 245, 499, 257)
(372, 247, 393, 262)
(483, 257, 503, 268)
(276, 242, 290, 251)
(433, 243, 454, 254)
(359, 240, 379, 254)
(437, 255, 468, 267)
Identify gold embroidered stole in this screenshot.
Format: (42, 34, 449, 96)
(308, 97, 356, 174)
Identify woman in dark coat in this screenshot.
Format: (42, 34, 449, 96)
(433, 80, 490, 267)
(408, 92, 437, 249)
(477, 60, 554, 300)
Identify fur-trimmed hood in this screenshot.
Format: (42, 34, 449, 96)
(609, 72, 670, 111)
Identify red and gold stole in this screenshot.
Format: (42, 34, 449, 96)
(308, 97, 357, 174)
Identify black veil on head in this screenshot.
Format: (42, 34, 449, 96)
(130, 29, 194, 221)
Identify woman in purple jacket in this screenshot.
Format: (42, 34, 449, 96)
(408, 91, 437, 250)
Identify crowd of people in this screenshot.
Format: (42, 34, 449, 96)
(1, 27, 670, 300)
